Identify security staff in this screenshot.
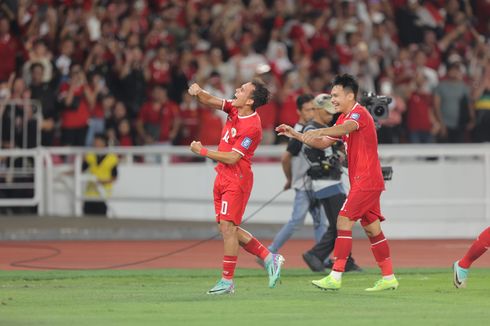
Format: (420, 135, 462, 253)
(83, 133, 118, 215)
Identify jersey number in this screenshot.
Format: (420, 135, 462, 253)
(221, 201, 228, 215)
(222, 130, 230, 143)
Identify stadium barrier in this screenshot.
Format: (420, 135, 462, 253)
(0, 144, 489, 238)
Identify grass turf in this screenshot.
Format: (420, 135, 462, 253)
(0, 268, 489, 326)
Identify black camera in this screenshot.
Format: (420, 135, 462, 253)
(359, 92, 392, 121)
(304, 145, 342, 181)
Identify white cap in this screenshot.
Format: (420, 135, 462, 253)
(314, 93, 336, 114)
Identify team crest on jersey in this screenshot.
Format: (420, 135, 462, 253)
(231, 128, 237, 137)
(351, 113, 360, 120)
(241, 137, 252, 149)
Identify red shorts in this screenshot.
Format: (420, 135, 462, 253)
(339, 190, 385, 227)
(213, 174, 252, 225)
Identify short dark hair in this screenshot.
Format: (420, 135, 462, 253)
(251, 78, 270, 110)
(94, 133, 108, 144)
(332, 74, 359, 98)
(296, 94, 314, 110)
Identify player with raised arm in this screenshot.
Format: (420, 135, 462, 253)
(276, 74, 398, 291)
(188, 80, 284, 295)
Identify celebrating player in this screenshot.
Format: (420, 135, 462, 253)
(453, 227, 490, 288)
(188, 80, 285, 295)
(276, 74, 398, 291)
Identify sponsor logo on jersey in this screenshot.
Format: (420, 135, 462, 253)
(241, 137, 252, 149)
(231, 128, 237, 137)
(351, 113, 360, 120)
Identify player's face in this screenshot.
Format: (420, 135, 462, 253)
(232, 82, 255, 108)
(299, 101, 315, 121)
(331, 85, 354, 113)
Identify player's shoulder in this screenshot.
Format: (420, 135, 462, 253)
(348, 103, 371, 122)
(352, 103, 369, 114)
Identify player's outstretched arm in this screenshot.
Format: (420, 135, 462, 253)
(188, 83, 224, 110)
(303, 121, 357, 142)
(276, 124, 334, 150)
(189, 140, 242, 165)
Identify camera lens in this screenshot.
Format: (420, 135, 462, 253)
(374, 106, 385, 117)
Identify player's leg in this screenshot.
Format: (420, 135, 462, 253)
(304, 193, 361, 272)
(207, 177, 236, 295)
(238, 227, 270, 262)
(312, 190, 380, 290)
(361, 195, 398, 291)
(453, 226, 490, 288)
(268, 189, 310, 253)
(311, 214, 354, 290)
(363, 219, 398, 291)
(225, 183, 285, 288)
(238, 227, 285, 288)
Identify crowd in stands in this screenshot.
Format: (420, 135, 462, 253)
(0, 0, 489, 149)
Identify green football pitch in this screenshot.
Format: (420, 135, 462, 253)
(1, 268, 489, 326)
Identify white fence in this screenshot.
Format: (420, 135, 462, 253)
(1, 144, 489, 239)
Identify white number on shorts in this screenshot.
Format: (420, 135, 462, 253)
(340, 198, 348, 211)
(221, 201, 228, 215)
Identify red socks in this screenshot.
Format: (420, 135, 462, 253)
(222, 255, 237, 280)
(459, 227, 490, 269)
(332, 230, 352, 272)
(242, 237, 270, 260)
(369, 232, 393, 276)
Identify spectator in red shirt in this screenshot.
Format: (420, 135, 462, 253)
(84, 72, 109, 146)
(58, 64, 90, 146)
(406, 72, 439, 143)
(145, 45, 171, 86)
(136, 85, 181, 145)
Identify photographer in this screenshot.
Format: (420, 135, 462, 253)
(302, 94, 361, 273)
(265, 94, 327, 255)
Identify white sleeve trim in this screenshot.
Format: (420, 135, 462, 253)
(221, 99, 226, 110)
(232, 148, 245, 156)
(346, 119, 360, 130)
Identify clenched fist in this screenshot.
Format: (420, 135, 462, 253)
(188, 83, 203, 96)
(189, 140, 203, 155)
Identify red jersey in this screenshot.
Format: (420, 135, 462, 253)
(407, 92, 433, 132)
(58, 83, 90, 129)
(330, 103, 384, 191)
(215, 100, 262, 186)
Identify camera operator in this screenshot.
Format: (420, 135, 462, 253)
(263, 94, 327, 257)
(301, 94, 361, 273)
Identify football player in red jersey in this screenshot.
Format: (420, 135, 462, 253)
(276, 74, 398, 292)
(188, 79, 285, 295)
